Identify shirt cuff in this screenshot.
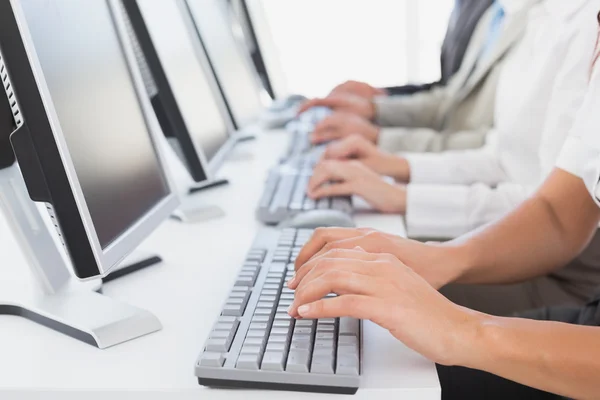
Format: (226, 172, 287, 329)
(406, 184, 471, 239)
(404, 153, 457, 184)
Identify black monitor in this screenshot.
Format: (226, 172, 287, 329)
(121, 0, 211, 183)
(184, 0, 267, 130)
(226, 0, 275, 99)
(131, 0, 237, 172)
(0, 0, 178, 279)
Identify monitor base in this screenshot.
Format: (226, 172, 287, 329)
(188, 178, 229, 195)
(171, 179, 228, 224)
(102, 251, 163, 284)
(0, 277, 162, 349)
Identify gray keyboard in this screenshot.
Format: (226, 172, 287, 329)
(257, 155, 352, 225)
(283, 106, 332, 160)
(195, 228, 362, 394)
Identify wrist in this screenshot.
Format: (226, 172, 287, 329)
(443, 307, 495, 368)
(386, 155, 410, 182)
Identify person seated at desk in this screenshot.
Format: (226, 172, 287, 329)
(286, 46, 600, 398)
(333, 0, 494, 99)
(302, 0, 600, 316)
(298, 0, 536, 153)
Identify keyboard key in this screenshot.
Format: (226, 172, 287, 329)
(237, 354, 260, 370)
(235, 276, 255, 287)
(317, 198, 330, 210)
(222, 304, 244, 317)
(200, 352, 225, 367)
(311, 355, 334, 374)
(205, 338, 228, 352)
(240, 346, 262, 355)
(246, 330, 267, 338)
(286, 350, 310, 373)
(244, 337, 264, 347)
(252, 315, 270, 323)
(217, 316, 237, 324)
(336, 355, 359, 376)
(339, 317, 360, 335)
(249, 323, 268, 331)
(262, 352, 285, 371)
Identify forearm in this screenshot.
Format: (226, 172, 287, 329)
(461, 314, 600, 398)
(450, 169, 600, 285)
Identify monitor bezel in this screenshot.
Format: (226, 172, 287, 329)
(243, 0, 290, 99)
(2, 0, 179, 279)
(173, 0, 240, 175)
(121, 0, 211, 184)
(182, 0, 267, 130)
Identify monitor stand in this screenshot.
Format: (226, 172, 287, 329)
(171, 178, 229, 224)
(0, 165, 162, 349)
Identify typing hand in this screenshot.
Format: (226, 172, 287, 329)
(322, 135, 410, 181)
(297, 93, 376, 119)
(307, 160, 406, 214)
(310, 113, 380, 144)
(287, 247, 481, 366)
(291, 227, 466, 289)
(329, 80, 387, 100)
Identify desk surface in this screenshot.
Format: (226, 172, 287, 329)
(0, 131, 440, 399)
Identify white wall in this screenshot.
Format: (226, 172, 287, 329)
(260, 0, 454, 97)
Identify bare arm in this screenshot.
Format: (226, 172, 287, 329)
(453, 168, 600, 285)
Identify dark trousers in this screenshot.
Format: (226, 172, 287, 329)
(435, 305, 590, 399)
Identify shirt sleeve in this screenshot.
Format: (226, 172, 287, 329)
(406, 182, 535, 239)
(403, 132, 508, 186)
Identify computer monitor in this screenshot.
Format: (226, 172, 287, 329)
(2, 0, 179, 279)
(184, 0, 267, 130)
(226, 0, 275, 99)
(241, 0, 291, 99)
(131, 0, 237, 172)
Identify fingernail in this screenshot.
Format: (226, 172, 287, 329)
(287, 274, 296, 287)
(297, 305, 310, 316)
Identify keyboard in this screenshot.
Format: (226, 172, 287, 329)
(257, 154, 352, 225)
(283, 107, 332, 160)
(195, 228, 362, 394)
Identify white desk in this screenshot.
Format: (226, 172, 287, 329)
(0, 131, 440, 399)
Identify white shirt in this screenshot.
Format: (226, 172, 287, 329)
(403, 0, 598, 239)
(557, 27, 600, 202)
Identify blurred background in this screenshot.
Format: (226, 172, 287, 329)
(259, 0, 454, 96)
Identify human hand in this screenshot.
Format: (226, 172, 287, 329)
(310, 112, 380, 144)
(307, 160, 406, 214)
(297, 93, 376, 120)
(291, 227, 468, 290)
(322, 135, 411, 181)
(329, 80, 387, 100)
(287, 247, 481, 366)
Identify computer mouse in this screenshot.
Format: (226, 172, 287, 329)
(279, 209, 356, 230)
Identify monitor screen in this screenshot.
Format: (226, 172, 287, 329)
(21, 0, 170, 249)
(185, 0, 265, 128)
(137, 0, 231, 163)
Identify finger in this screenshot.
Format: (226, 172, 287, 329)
(308, 182, 355, 199)
(313, 114, 342, 133)
(310, 130, 341, 145)
(289, 270, 380, 318)
(295, 294, 384, 321)
(294, 227, 368, 269)
(310, 233, 392, 262)
(288, 249, 379, 289)
(323, 140, 356, 160)
(307, 161, 348, 192)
